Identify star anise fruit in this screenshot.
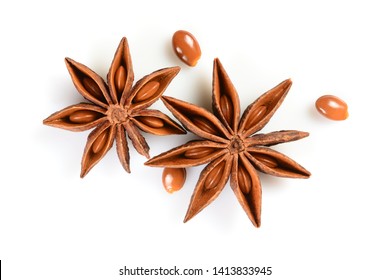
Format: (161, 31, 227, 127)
(43, 37, 185, 177)
(146, 58, 311, 227)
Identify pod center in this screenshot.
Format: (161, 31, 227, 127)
(229, 136, 245, 154)
(107, 105, 128, 124)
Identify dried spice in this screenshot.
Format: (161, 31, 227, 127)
(162, 167, 187, 193)
(44, 37, 185, 177)
(315, 95, 349, 121)
(172, 30, 201, 67)
(146, 58, 310, 227)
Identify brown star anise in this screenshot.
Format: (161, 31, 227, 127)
(145, 58, 311, 227)
(43, 37, 185, 177)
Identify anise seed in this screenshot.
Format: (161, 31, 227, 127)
(244, 105, 267, 130)
(238, 165, 252, 194)
(133, 80, 160, 103)
(69, 110, 101, 124)
(114, 65, 127, 94)
(92, 130, 108, 154)
(140, 117, 164, 128)
(220, 94, 233, 125)
(172, 30, 201, 67)
(204, 161, 225, 190)
(184, 147, 215, 159)
(82, 77, 104, 101)
(162, 167, 186, 193)
(315, 95, 348, 121)
(192, 117, 217, 135)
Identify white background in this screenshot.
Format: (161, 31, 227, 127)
(1, 0, 389, 279)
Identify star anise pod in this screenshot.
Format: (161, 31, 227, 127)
(44, 37, 185, 177)
(146, 58, 311, 227)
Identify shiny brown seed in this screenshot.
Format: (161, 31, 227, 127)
(244, 105, 267, 130)
(204, 160, 225, 190)
(115, 65, 127, 94)
(220, 94, 233, 125)
(184, 147, 215, 159)
(162, 167, 186, 193)
(69, 110, 102, 124)
(172, 30, 201, 67)
(238, 165, 252, 194)
(133, 80, 160, 103)
(92, 130, 109, 154)
(139, 117, 164, 128)
(192, 117, 217, 135)
(315, 95, 349, 121)
(82, 77, 104, 101)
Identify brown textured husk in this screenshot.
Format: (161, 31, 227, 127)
(43, 37, 185, 177)
(146, 58, 310, 227)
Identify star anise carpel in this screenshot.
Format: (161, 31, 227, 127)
(145, 58, 311, 227)
(43, 37, 185, 177)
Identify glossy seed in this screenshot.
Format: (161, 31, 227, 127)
(139, 117, 164, 128)
(172, 30, 201, 67)
(115, 65, 127, 94)
(92, 130, 109, 154)
(315, 95, 349, 121)
(244, 105, 267, 130)
(192, 117, 217, 135)
(133, 80, 160, 103)
(204, 161, 225, 190)
(82, 77, 104, 101)
(220, 94, 233, 125)
(238, 165, 252, 194)
(162, 167, 186, 193)
(184, 147, 215, 159)
(69, 110, 102, 124)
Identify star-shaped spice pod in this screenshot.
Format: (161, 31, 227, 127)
(44, 37, 185, 177)
(146, 58, 311, 227)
